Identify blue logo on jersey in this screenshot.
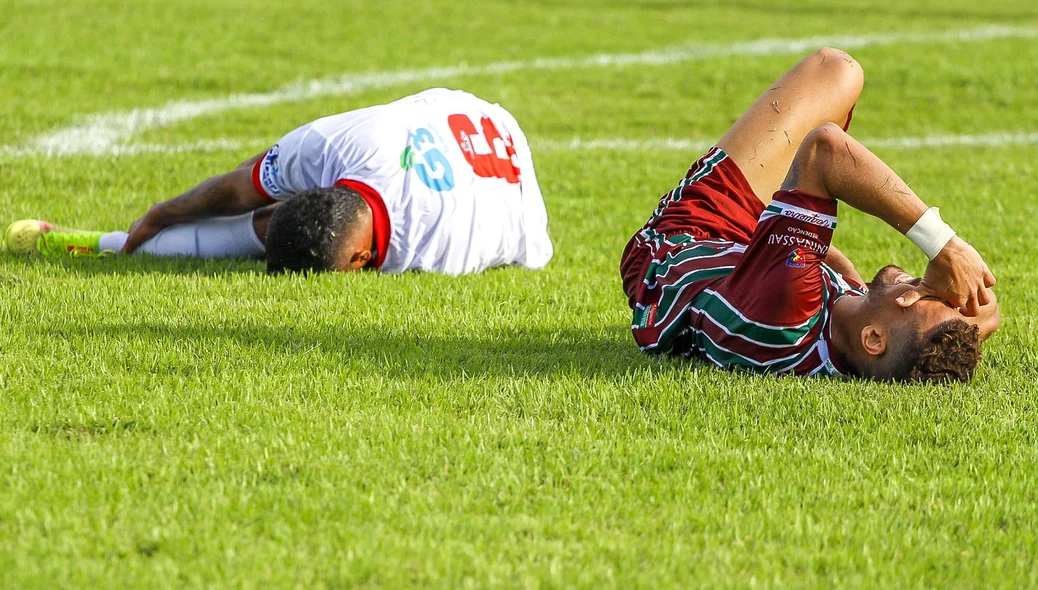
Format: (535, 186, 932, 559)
(260, 144, 282, 196)
(786, 248, 807, 268)
(402, 128, 455, 191)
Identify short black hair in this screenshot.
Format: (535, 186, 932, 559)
(265, 186, 370, 274)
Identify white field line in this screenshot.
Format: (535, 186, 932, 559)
(6, 24, 1038, 158)
(3, 132, 1037, 159)
(541, 132, 1038, 152)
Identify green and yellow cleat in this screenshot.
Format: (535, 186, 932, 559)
(2, 219, 110, 257)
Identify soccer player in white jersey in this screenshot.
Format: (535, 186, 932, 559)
(3, 88, 553, 275)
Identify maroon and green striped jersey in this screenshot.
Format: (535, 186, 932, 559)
(631, 189, 866, 377)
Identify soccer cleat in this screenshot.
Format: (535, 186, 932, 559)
(3, 219, 53, 254)
(3, 219, 109, 257)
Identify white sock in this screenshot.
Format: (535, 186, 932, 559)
(100, 212, 265, 258)
(98, 231, 130, 252)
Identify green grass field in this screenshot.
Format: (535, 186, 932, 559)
(3, 0, 1038, 587)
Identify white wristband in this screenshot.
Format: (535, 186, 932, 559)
(906, 207, 956, 260)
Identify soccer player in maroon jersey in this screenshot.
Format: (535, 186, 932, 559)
(621, 48, 999, 382)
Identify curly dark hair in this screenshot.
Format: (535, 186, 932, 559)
(891, 319, 982, 383)
(265, 186, 369, 274)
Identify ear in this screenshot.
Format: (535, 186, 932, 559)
(349, 249, 372, 269)
(860, 325, 887, 357)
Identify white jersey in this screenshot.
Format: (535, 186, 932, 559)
(250, 88, 553, 274)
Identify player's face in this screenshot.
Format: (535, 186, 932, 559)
(866, 265, 961, 335)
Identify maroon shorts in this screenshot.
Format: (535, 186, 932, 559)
(620, 146, 764, 306)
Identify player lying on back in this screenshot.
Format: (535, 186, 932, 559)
(621, 48, 1000, 382)
(4, 88, 553, 275)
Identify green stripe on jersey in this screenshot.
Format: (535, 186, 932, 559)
(654, 266, 734, 319)
(646, 149, 727, 223)
(694, 329, 805, 374)
(821, 264, 866, 296)
(691, 289, 825, 347)
(633, 304, 651, 329)
(650, 300, 816, 375)
(647, 243, 725, 278)
(687, 149, 727, 182)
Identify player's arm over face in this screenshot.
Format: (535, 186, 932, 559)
(123, 152, 271, 252)
(782, 123, 996, 316)
(823, 244, 864, 286)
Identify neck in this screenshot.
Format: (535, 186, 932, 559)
(830, 295, 868, 374)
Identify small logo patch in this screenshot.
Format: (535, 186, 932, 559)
(400, 145, 415, 170)
(786, 248, 807, 268)
(634, 303, 658, 329)
(780, 208, 835, 229)
(259, 144, 282, 196)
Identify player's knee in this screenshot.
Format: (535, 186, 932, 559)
(799, 123, 844, 165)
(782, 123, 844, 193)
(812, 47, 864, 96)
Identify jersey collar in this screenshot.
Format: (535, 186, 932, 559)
(821, 313, 853, 378)
(335, 179, 390, 270)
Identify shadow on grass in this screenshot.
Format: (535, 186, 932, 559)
(0, 252, 530, 278)
(59, 321, 680, 381)
(0, 252, 265, 276)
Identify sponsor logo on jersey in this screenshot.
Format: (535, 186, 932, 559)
(781, 208, 832, 228)
(766, 233, 829, 254)
(788, 226, 819, 239)
(400, 145, 416, 170)
(634, 303, 658, 328)
(404, 127, 456, 191)
(260, 144, 283, 196)
(786, 248, 807, 268)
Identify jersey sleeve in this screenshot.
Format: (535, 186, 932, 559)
(714, 189, 838, 326)
(250, 123, 329, 201)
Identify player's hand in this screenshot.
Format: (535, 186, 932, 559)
(122, 207, 171, 253)
(972, 286, 1001, 341)
(896, 236, 996, 317)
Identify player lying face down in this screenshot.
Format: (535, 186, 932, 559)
(620, 48, 998, 383)
(3, 89, 553, 276)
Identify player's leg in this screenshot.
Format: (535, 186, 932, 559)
(2, 219, 105, 256)
(779, 122, 916, 211)
(104, 207, 273, 257)
(4, 206, 277, 259)
(249, 203, 279, 243)
(716, 47, 863, 205)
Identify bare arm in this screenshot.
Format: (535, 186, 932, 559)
(123, 151, 271, 252)
(782, 123, 995, 315)
(823, 244, 864, 286)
